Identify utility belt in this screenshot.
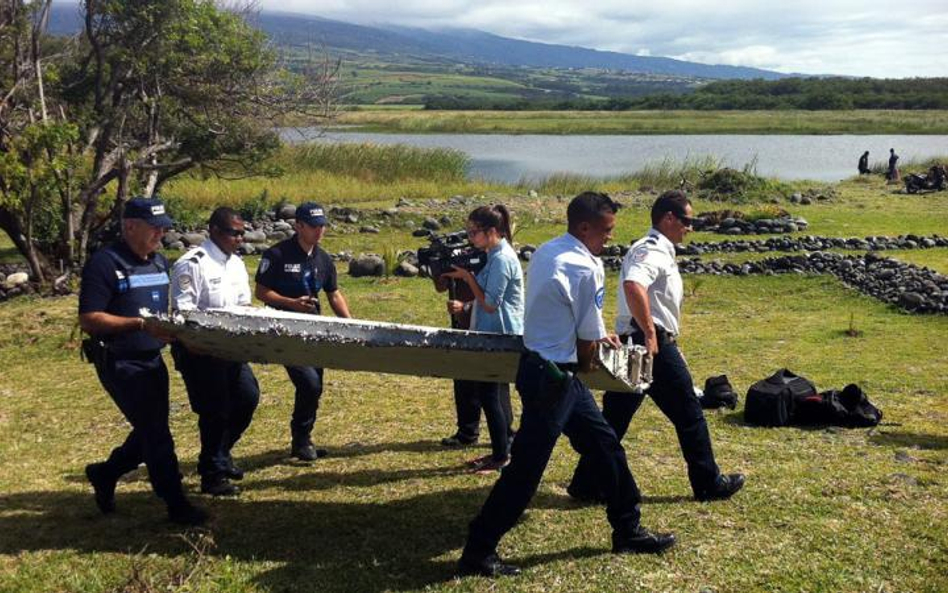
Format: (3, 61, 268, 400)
(81, 337, 160, 364)
(523, 350, 578, 387)
(626, 325, 677, 347)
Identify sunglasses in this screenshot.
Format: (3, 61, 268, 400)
(673, 212, 695, 228)
(218, 227, 245, 237)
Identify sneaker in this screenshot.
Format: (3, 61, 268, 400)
(457, 553, 521, 577)
(695, 473, 746, 502)
(471, 457, 510, 475)
(612, 526, 677, 554)
(85, 462, 117, 514)
(200, 476, 240, 497)
(441, 434, 478, 448)
(167, 500, 209, 526)
(291, 440, 328, 462)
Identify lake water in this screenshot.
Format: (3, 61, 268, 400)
(282, 129, 948, 184)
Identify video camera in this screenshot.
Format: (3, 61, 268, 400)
(416, 230, 487, 279)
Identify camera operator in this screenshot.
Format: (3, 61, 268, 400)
(441, 205, 523, 473)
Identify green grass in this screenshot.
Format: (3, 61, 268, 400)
(334, 109, 948, 135)
(2, 176, 948, 592)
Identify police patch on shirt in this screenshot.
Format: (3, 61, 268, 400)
(632, 246, 649, 263)
(258, 258, 270, 274)
(284, 263, 301, 273)
(595, 286, 605, 309)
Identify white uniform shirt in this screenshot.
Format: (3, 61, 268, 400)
(171, 239, 251, 311)
(523, 233, 607, 363)
(615, 228, 683, 336)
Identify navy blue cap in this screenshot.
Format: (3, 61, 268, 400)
(295, 202, 327, 226)
(123, 197, 173, 228)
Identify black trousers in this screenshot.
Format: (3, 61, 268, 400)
(453, 380, 483, 441)
(468, 381, 514, 461)
(172, 345, 259, 480)
(92, 351, 184, 501)
(284, 365, 323, 442)
(454, 379, 515, 443)
(570, 340, 720, 498)
(463, 354, 642, 560)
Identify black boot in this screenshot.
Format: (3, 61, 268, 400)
(201, 475, 240, 497)
(612, 526, 677, 554)
(85, 462, 117, 514)
(695, 473, 746, 502)
(291, 437, 328, 461)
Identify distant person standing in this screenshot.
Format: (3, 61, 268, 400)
(887, 148, 900, 181)
(858, 151, 870, 175)
(255, 202, 352, 461)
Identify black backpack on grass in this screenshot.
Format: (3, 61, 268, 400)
(801, 384, 882, 427)
(744, 369, 817, 427)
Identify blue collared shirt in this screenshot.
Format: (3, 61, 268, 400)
(472, 239, 524, 335)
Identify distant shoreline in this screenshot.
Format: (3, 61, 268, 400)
(327, 109, 948, 135)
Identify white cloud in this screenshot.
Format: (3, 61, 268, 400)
(259, 0, 948, 77)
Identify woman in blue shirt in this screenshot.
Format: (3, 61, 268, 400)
(444, 204, 524, 473)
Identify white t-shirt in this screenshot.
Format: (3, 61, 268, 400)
(523, 233, 607, 363)
(171, 239, 251, 311)
(615, 228, 682, 336)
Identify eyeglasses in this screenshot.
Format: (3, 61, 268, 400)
(466, 227, 485, 238)
(218, 227, 245, 237)
(673, 213, 694, 228)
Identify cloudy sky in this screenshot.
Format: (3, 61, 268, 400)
(257, 0, 947, 77)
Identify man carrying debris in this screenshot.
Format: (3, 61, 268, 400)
(568, 190, 745, 504)
(171, 207, 260, 497)
(255, 202, 351, 461)
(79, 197, 207, 525)
(457, 192, 675, 578)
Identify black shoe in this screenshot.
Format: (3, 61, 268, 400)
(566, 483, 606, 505)
(612, 527, 677, 554)
(291, 440, 328, 461)
(695, 473, 746, 502)
(457, 553, 521, 577)
(224, 457, 244, 481)
(85, 462, 117, 514)
(200, 476, 240, 497)
(441, 434, 478, 448)
(167, 499, 209, 526)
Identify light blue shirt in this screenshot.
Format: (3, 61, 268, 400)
(523, 233, 607, 363)
(472, 238, 524, 335)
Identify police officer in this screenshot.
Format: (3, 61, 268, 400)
(170, 207, 260, 496)
(457, 192, 675, 578)
(254, 202, 351, 461)
(568, 190, 745, 503)
(79, 196, 207, 525)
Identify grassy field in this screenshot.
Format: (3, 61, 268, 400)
(333, 109, 948, 135)
(1, 155, 947, 592)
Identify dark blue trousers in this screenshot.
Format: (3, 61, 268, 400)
(284, 365, 323, 442)
(463, 354, 642, 559)
(453, 380, 515, 444)
(172, 345, 259, 479)
(570, 341, 720, 498)
(468, 381, 514, 461)
(93, 351, 184, 501)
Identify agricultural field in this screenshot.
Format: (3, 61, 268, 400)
(1, 146, 947, 593)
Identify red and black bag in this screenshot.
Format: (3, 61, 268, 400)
(744, 369, 817, 427)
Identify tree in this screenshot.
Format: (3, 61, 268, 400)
(0, 0, 338, 285)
